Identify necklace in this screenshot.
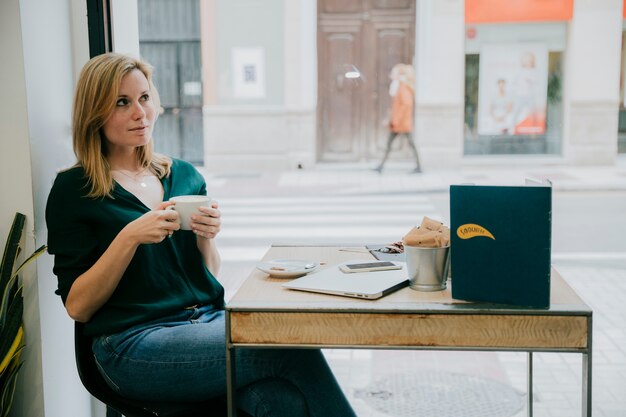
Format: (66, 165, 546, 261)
(113, 169, 151, 188)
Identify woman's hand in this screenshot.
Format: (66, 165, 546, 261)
(121, 201, 181, 245)
(190, 201, 221, 240)
(65, 201, 180, 322)
(191, 201, 221, 275)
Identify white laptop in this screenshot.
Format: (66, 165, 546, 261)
(282, 261, 409, 300)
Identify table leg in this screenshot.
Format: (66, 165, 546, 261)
(582, 315, 593, 417)
(582, 352, 592, 417)
(226, 311, 237, 417)
(527, 351, 533, 417)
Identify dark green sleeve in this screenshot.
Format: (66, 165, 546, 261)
(45, 169, 100, 304)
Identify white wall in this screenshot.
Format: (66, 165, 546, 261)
(414, 0, 465, 168)
(284, 0, 317, 168)
(2, 0, 92, 416)
(203, 0, 317, 171)
(563, 0, 622, 164)
(284, 0, 316, 110)
(0, 2, 41, 414)
(111, 0, 140, 57)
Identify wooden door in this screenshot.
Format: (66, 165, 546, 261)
(318, 0, 415, 161)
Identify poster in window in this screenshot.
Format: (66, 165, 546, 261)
(477, 43, 548, 136)
(232, 47, 266, 99)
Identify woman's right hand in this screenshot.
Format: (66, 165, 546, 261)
(121, 201, 180, 245)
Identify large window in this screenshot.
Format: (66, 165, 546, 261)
(138, 0, 204, 165)
(135, 0, 419, 167)
(464, 22, 566, 156)
(464, 50, 563, 155)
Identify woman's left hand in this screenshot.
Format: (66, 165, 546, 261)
(190, 201, 221, 239)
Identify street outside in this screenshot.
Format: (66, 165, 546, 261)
(202, 160, 626, 417)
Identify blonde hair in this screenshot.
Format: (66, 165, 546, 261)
(72, 52, 171, 198)
(391, 63, 416, 93)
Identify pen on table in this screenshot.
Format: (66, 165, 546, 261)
(338, 248, 370, 253)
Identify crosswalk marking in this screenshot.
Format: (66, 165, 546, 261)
(217, 194, 442, 263)
(223, 204, 433, 215)
(221, 225, 418, 239)
(552, 252, 626, 261)
(216, 195, 432, 205)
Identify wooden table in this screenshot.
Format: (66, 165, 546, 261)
(225, 245, 593, 417)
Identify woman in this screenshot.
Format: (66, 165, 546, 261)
(374, 63, 421, 173)
(46, 53, 356, 417)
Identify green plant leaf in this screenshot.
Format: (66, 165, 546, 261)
(0, 279, 18, 337)
(0, 213, 25, 297)
(0, 213, 41, 417)
(0, 244, 46, 330)
(0, 344, 24, 379)
(0, 333, 24, 417)
(0, 344, 24, 384)
(9, 244, 46, 281)
(0, 359, 24, 417)
(0, 213, 25, 334)
(0, 290, 22, 374)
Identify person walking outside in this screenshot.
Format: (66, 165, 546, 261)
(374, 63, 422, 173)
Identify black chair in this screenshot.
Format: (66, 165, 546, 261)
(74, 322, 238, 417)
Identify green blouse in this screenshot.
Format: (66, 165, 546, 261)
(46, 159, 224, 336)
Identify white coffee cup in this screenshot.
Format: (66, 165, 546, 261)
(169, 195, 212, 230)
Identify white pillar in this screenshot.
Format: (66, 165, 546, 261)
(111, 0, 140, 57)
(284, 0, 317, 168)
(414, 0, 465, 169)
(202, 0, 312, 172)
(563, 0, 622, 164)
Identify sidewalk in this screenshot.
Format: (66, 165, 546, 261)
(204, 156, 626, 197)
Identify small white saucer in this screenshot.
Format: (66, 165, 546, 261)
(256, 259, 320, 278)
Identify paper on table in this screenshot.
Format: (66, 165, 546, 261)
(402, 217, 450, 248)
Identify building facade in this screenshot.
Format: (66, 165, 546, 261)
(189, 0, 623, 172)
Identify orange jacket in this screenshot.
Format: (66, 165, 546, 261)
(389, 83, 414, 133)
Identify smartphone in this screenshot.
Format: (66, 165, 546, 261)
(339, 261, 402, 273)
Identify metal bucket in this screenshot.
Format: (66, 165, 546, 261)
(405, 245, 451, 291)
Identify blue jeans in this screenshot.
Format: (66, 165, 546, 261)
(92, 304, 356, 417)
